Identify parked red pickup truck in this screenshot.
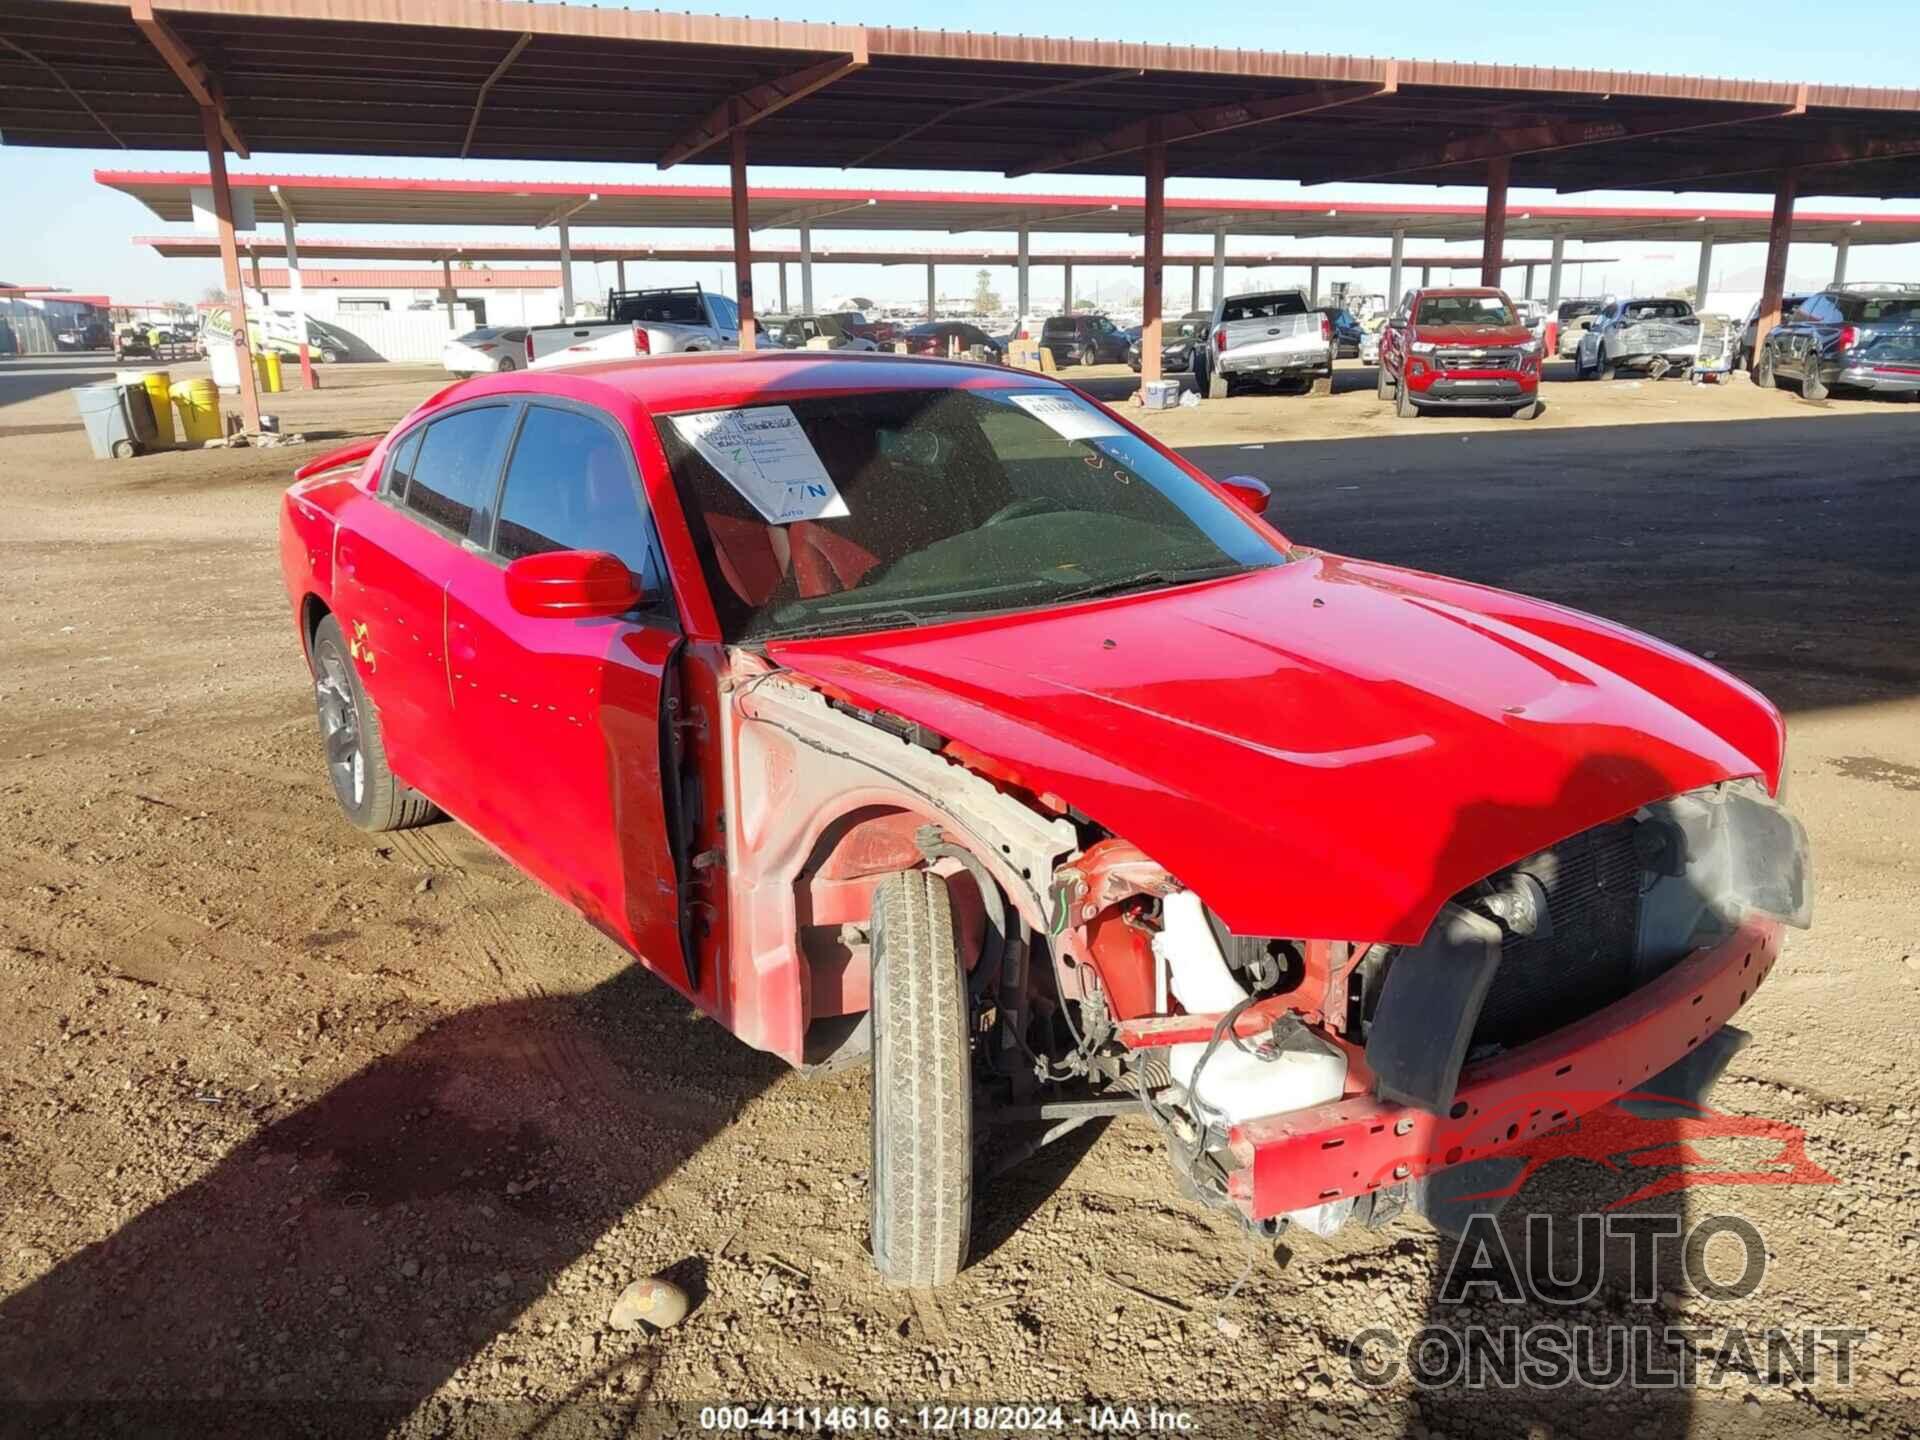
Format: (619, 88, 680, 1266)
(280, 351, 1807, 1288)
(1378, 286, 1543, 419)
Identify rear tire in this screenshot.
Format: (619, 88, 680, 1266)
(1801, 367, 1828, 402)
(309, 615, 441, 832)
(1754, 349, 1776, 389)
(869, 869, 972, 1289)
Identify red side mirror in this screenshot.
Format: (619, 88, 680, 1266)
(504, 550, 642, 619)
(1219, 475, 1272, 516)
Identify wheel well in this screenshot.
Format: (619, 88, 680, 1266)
(300, 594, 332, 657)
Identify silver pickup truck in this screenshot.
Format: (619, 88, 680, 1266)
(526, 284, 744, 371)
(1196, 288, 1335, 399)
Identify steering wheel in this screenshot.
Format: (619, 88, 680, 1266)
(982, 497, 1059, 527)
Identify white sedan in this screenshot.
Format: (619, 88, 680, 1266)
(442, 326, 528, 376)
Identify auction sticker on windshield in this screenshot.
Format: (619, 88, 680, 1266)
(1007, 391, 1128, 442)
(668, 406, 849, 524)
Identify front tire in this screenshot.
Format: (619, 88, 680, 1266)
(1376, 364, 1393, 401)
(869, 869, 972, 1288)
(1754, 348, 1777, 389)
(309, 615, 441, 832)
(1394, 376, 1418, 418)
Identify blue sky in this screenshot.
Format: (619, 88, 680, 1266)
(4, 0, 1918, 310)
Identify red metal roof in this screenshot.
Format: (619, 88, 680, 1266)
(1, 0, 1916, 196)
(99, 172, 1920, 246)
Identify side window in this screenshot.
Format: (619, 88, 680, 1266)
(381, 425, 424, 498)
(404, 405, 516, 543)
(709, 294, 739, 330)
(494, 405, 666, 599)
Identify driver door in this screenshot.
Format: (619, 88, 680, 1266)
(441, 400, 692, 993)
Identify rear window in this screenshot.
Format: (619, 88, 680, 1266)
(1416, 294, 1516, 326)
(403, 405, 516, 542)
(1220, 293, 1307, 323)
(1041, 318, 1077, 337)
(613, 290, 704, 325)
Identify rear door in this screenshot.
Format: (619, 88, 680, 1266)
(441, 400, 690, 991)
(331, 401, 518, 814)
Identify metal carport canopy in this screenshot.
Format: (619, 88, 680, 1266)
(97, 172, 1920, 246)
(136, 234, 1551, 270)
(7, 0, 1920, 197)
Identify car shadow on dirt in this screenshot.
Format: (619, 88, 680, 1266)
(0, 962, 785, 1433)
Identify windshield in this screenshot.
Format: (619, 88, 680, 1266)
(1220, 293, 1307, 323)
(1416, 295, 1516, 326)
(656, 387, 1283, 643)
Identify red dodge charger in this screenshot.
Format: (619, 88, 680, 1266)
(281, 351, 1810, 1286)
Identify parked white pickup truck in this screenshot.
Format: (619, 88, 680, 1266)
(1194, 287, 1335, 399)
(525, 285, 745, 370)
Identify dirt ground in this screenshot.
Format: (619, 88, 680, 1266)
(1, 359, 1917, 1438)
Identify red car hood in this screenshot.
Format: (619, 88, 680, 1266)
(765, 556, 1782, 944)
(1411, 324, 1534, 345)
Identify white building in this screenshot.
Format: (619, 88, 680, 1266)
(251, 266, 565, 328)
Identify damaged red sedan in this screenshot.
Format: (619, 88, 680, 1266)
(279, 352, 1811, 1287)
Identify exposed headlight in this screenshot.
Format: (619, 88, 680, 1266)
(1516, 337, 1542, 355)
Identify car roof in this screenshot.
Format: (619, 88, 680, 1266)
(1415, 286, 1505, 298)
(499, 350, 1042, 413)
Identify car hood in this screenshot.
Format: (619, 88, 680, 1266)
(1411, 324, 1535, 345)
(764, 556, 1782, 944)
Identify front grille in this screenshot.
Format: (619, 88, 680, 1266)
(1434, 347, 1521, 369)
(1471, 822, 1643, 1049)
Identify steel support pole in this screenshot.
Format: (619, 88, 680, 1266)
(616, 257, 626, 292)
(1753, 169, 1799, 363)
(1189, 266, 1200, 315)
(1211, 226, 1227, 312)
(1063, 262, 1073, 313)
(558, 218, 575, 318)
(1547, 233, 1565, 313)
(248, 248, 263, 295)
(800, 224, 815, 313)
(1480, 155, 1510, 288)
(1833, 234, 1851, 286)
(926, 263, 936, 322)
(1421, 266, 1431, 287)
(202, 105, 260, 433)
(1524, 263, 1536, 298)
(1388, 226, 1406, 308)
(276, 199, 315, 389)
(441, 257, 456, 328)
(1017, 226, 1030, 324)
(1141, 139, 1166, 386)
(728, 120, 755, 350)
(1308, 263, 1319, 306)
(1695, 235, 1715, 310)
(777, 262, 788, 313)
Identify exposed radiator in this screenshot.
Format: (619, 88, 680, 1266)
(1471, 821, 1644, 1049)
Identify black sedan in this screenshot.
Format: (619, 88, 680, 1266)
(1126, 315, 1209, 374)
(903, 321, 1005, 360)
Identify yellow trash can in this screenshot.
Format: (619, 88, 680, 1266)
(118, 369, 175, 446)
(170, 378, 222, 444)
(262, 350, 284, 393)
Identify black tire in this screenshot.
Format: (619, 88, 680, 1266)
(1394, 376, 1418, 418)
(1754, 348, 1776, 390)
(869, 869, 972, 1289)
(1598, 360, 1617, 382)
(309, 614, 441, 832)
(1801, 367, 1828, 402)
(110, 439, 136, 459)
(1376, 364, 1393, 401)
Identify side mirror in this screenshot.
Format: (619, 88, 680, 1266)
(1219, 475, 1272, 516)
(505, 550, 643, 619)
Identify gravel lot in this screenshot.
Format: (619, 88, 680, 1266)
(1, 358, 1916, 1438)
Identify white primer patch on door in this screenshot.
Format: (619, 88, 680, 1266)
(668, 405, 849, 524)
(1006, 391, 1128, 442)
